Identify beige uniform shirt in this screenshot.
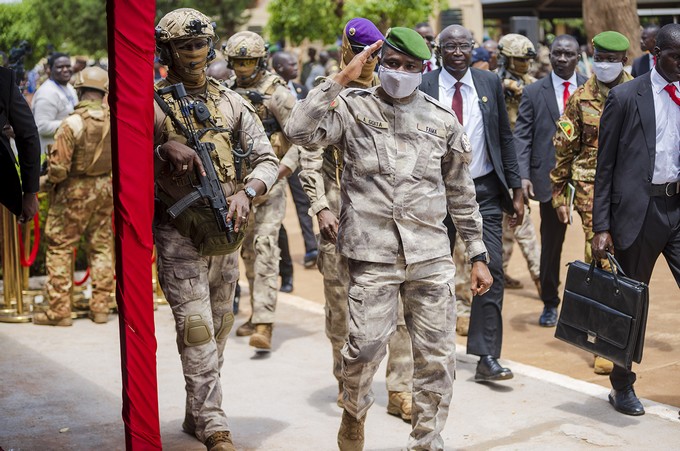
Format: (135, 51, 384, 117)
(285, 78, 486, 265)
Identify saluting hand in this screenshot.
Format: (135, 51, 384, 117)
(333, 40, 383, 87)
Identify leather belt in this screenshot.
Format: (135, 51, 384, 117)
(650, 181, 680, 197)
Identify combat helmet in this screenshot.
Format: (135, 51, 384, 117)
(498, 33, 536, 58)
(155, 8, 217, 64)
(73, 66, 109, 93)
(224, 31, 268, 60)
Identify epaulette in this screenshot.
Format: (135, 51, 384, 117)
(343, 87, 372, 97)
(422, 93, 457, 119)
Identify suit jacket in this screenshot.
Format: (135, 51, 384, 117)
(291, 81, 309, 100)
(631, 53, 652, 78)
(593, 72, 657, 250)
(420, 67, 521, 213)
(0, 67, 41, 216)
(515, 72, 587, 203)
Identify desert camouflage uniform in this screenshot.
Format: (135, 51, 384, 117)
(232, 71, 295, 326)
(500, 71, 541, 283)
(299, 139, 413, 394)
(551, 72, 632, 262)
(44, 99, 113, 319)
(287, 77, 486, 449)
(153, 78, 278, 442)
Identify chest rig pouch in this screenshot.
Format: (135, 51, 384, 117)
(70, 107, 112, 177)
(155, 80, 246, 256)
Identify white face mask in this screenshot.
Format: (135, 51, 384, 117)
(378, 65, 422, 99)
(591, 61, 623, 83)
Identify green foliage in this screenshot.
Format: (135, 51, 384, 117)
(0, 2, 46, 67)
(155, 0, 253, 42)
(267, 0, 441, 46)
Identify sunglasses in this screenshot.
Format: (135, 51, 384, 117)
(349, 42, 380, 59)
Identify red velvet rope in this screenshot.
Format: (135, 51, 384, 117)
(17, 213, 40, 267)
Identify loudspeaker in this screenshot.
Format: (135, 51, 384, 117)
(510, 16, 539, 48)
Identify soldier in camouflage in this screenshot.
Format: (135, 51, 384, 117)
(297, 17, 414, 422)
(286, 28, 492, 451)
(551, 30, 632, 377)
(498, 33, 541, 293)
(224, 31, 297, 352)
(153, 9, 278, 451)
(35, 66, 112, 327)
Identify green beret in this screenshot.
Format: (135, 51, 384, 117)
(592, 31, 630, 52)
(385, 27, 432, 60)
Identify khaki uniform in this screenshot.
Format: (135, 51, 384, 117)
(44, 99, 113, 319)
(501, 71, 541, 282)
(153, 78, 278, 442)
(232, 71, 296, 326)
(551, 73, 633, 262)
(287, 78, 486, 449)
(299, 143, 413, 393)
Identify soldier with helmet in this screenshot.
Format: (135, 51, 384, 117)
(153, 8, 278, 451)
(35, 66, 113, 326)
(497, 33, 542, 294)
(224, 30, 297, 352)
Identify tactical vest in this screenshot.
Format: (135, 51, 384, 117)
(233, 73, 291, 159)
(154, 79, 245, 256)
(69, 106, 112, 177)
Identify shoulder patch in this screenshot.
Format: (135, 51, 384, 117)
(329, 99, 339, 110)
(417, 124, 445, 138)
(356, 114, 388, 129)
(557, 118, 577, 141)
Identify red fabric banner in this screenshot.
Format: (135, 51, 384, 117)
(107, 0, 161, 449)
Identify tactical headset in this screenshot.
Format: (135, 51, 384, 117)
(154, 19, 217, 67)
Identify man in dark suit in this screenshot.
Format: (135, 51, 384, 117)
(593, 23, 680, 416)
(420, 24, 524, 382)
(631, 24, 660, 78)
(515, 35, 587, 326)
(0, 66, 40, 222)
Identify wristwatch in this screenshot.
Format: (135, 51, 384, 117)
(470, 253, 487, 264)
(243, 186, 257, 200)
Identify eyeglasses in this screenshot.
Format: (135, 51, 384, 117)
(349, 43, 380, 59)
(440, 43, 473, 53)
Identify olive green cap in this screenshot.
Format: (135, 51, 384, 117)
(592, 31, 630, 52)
(384, 27, 432, 60)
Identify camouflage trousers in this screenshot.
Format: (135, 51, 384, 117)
(501, 210, 540, 280)
(154, 221, 239, 443)
(342, 254, 456, 450)
(44, 176, 114, 318)
(241, 179, 287, 324)
(319, 174, 412, 392)
(574, 181, 603, 265)
(452, 234, 472, 319)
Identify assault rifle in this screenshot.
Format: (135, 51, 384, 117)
(154, 83, 240, 242)
(233, 88, 280, 139)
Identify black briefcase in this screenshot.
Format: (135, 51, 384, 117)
(555, 253, 649, 369)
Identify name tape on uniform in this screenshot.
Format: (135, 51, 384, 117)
(356, 114, 388, 129)
(417, 124, 445, 138)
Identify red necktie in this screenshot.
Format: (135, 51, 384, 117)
(664, 84, 680, 106)
(452, 81, 463, 126)
(653, 55, 657, 66)
(562, 81, 571, 110)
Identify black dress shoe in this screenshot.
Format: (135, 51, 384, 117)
(475, 355, 513, 382)
(280, 277, 293, 293)
(609, 386, 645, 416)
(539, 306, 558, 327)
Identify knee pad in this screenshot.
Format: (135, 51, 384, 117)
(183, 314, 212, 347)
(215, 312, 234, 341)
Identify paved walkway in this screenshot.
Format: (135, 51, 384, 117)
(2, 291, 679, 450)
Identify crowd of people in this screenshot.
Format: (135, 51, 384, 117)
(1, 5, 679, 451)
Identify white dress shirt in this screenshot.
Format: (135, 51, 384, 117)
(438, 68, 493, 179)
(31, 79, 78, 155)
(551, 71, 578, 116)
(650, 67, 680, 184)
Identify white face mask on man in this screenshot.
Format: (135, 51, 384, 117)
(591, 61, 623, 83)
(378, 65, 422, 99)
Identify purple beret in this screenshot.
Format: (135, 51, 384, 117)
(345, 18, 384, 46)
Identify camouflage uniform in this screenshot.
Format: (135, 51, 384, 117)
(299, 138, 413, 397)
(287, 77, 486, 449)
(153, 76, 278, 444)
(501, 68, 541, 284)
(44, 98, 113, 319)
(551, 72, 633, 262)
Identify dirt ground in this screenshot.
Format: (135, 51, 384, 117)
(276, 192, 680, 408)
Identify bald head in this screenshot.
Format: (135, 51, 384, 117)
(272, 51, 299, 82)
(440, 25, 473, 44)
(206, 59, 232, 82)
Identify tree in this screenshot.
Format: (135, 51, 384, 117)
(582, 0, 642, 60)
(267, 0, 442, 46)
(155, 0, 253, 43)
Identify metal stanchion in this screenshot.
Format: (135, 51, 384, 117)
(0, 206, 31, 323)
